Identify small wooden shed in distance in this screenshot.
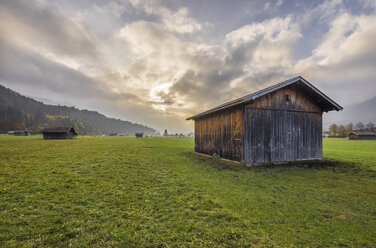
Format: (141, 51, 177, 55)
(42, 127, 77, 140)
(135, 133, 144, 138)
(348, 131, 376, 140)
(187, 76, 343, 164)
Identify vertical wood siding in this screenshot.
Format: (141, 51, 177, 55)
(243, 85, 323, 164)
(250, 85, 322, 113)
(193, 84, 324, 164)
(244, 108, 322, 164)
(194, 106, 243, 162)
(358, 136, 376, 140)
(348, 134, 358, 140)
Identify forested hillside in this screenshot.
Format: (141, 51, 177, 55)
(0, 85, 157, 135)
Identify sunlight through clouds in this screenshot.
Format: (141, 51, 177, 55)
(0, 0, 375, 132)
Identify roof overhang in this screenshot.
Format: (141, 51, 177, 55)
(187, 76, 343, 120)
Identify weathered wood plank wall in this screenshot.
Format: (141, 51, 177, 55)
(244, 108, 322, 163)
(243, 85, 323, 164)
(193, 84, 325, 164)
(194, 106, 243, 161)
(250, 85, 322, 112)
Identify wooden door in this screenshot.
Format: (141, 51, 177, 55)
(244, 107, 322, 164)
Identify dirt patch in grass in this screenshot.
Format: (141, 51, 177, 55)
(183, 152, 248, 172)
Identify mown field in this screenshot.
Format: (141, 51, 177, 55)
(0, 136, 375, 247)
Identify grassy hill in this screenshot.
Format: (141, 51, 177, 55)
(0, 85, 157, 135)
(0, 136, 375, 247)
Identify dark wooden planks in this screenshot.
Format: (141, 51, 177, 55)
(194, 106, 243, 162)
(250, 85, 322, 113)
(193, 83, 325, 164)
(244, 107, 322, 164)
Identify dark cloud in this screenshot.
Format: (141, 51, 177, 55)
(0, 39, 107, 100)
(0, 0, 99, 59)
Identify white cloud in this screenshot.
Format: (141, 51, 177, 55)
(294, 12, 376, 72)
(264, 2, 271, 10)
(160, 7, 203, 34)
(116, 18, 223, 129)
(225, 16, 301, 47)
(298, 0, 344, 27)
(129, 1, 204, 34)
(292, 12, 376, 104)
(263, 0, 283, 12)
(225, 16, 302, 71)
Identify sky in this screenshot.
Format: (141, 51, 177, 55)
(0, 0, 375, 133)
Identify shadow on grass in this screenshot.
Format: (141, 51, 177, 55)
(183, 152, 374, 175)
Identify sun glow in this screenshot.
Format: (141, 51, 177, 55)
(149, 82, 173, 111)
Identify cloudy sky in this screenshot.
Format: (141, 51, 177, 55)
(0, 0, 375, 133)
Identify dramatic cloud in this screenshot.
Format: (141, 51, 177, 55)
(225, 16, 301, 72)
(0, 0, 375, 132)
(293, 11, 376, 101)
(0, 0, 99, 64)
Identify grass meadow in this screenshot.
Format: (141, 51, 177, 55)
(0, 136, 375, 247)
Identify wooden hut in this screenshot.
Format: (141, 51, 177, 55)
(11, 130, 29, 136)
(348, 131, 376, 140)
(187, 76, 343, 164)
(42, 127, 77, 140)
(135, 133, 144, 138)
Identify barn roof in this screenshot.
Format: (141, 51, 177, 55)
(42, 127, 77, 135)
(349, 131, 376, 136)
(187, 76, 343, 120)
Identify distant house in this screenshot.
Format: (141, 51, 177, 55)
(9, 130, 29, 136)
(135, 133, 143, 138)
(348, 131, 376, 140)
(42, 127, 77, 140)
(187, 76, 342, 164)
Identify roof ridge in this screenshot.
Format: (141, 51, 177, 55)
(187, 76, 342, 120)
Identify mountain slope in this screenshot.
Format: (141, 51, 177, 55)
(324, 97, 376, 128)
(0, 84, 157, 135)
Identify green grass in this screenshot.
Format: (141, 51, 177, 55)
(323, 138, 376, 169)
(0, 136, 375, 247)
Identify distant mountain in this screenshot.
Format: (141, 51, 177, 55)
(323, 97, 376, 129)
(0, 84, 157, 135)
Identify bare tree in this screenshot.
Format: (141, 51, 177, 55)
(366, 122, 375, 132)
(347, 122, 353, 131)
(355, 122, 365, 131)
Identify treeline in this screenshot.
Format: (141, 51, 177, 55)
(0, 85, 157, 135)
(327, 122, 376, 136)
(0, 104, 86, 134)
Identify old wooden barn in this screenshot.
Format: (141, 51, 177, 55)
(135, 133, 144, 138)
(348, 131, 376, 140)
(42, 127, 77, 140)
(187, 76, 343, 164)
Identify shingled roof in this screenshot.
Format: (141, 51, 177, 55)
(187, 76, 343, 120)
